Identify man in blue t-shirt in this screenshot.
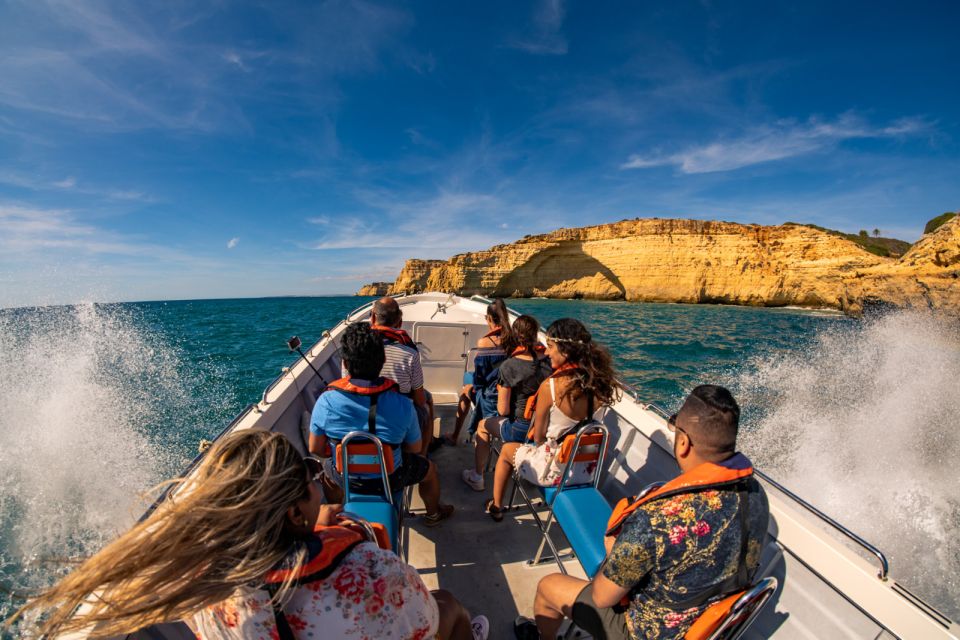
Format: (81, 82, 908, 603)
(309, 322, 454, 527)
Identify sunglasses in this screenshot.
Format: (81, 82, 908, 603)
(667, 413, 694, 447)
(303, 456, 323, 483)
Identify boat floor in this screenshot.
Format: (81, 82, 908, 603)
(404, 404, 586, 636)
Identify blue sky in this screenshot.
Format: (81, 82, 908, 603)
(1, 1, 958, 307)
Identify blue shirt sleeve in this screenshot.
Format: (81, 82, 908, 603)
(309, 395, 328, 436)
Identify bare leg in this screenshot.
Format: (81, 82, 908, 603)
(534, 574, 590, 639)
(433, 589, 473, 640)
(493, 442, 521, 508)
(418, 459, 443, 515)
(447, 384, 474, 444)
(474, 419, 497, 474)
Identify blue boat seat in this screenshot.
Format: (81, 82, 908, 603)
(338, 431, 405, 553)
(511, 423, 611, 577)
(549, 486, 611, 578)
(343, 498, 398, 552)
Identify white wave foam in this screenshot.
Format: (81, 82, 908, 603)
(0, 303, 187, 620)
(732, 310, 960, 620)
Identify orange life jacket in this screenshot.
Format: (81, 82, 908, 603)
(370, 324, 418, 350)
(482, 326, 503, 340)
(510, 344, 546, 357)
(522, 363, 584, 423)
(324, 377, 401, 473)
(606, 454, 754, 536)
(264, 525, 365, 587)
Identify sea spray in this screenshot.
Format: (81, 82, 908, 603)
(730, 310, 960, 620)
(0, 303, 210, 623)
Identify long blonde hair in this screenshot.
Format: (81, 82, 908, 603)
(5, 429, 312, 638)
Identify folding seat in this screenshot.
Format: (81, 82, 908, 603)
(511, 422, 611, 578)
(336, 431, 405, 553)
(685, 576, 778, 640)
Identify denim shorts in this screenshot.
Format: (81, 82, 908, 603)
(496, 417, 530, 443)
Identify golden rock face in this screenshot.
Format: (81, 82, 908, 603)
(359, 217, 960, 315)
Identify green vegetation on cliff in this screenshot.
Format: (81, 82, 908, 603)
(784, 223, 912, 257)
(925, 212, 958, 234)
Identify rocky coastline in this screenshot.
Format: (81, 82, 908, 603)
(358, 217, 960, 316)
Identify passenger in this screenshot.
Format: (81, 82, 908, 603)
(7, 430, 488, 639)
(365, 296, 436, 454)
(515, 385, 770, 640)
(461, 314, 551, 493)
(311, 322, 454, 526)
(440, 298, 511, 446)
(484, 318, 620, 521)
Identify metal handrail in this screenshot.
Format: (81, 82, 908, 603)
(339, 431, 394, 506)
(337, 511, 379, 544)
(552, 422, 610, 502)
(640, 401, 889, 580)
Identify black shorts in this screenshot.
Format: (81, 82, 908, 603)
(572, 583, 630, 640)
(350, 453, 431, 496)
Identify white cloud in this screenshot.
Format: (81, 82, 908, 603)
(507, 0, 568, 55)
(227, 237, 239, 249)
(53, 176, 77, 188)
(621, 114, 932, 174)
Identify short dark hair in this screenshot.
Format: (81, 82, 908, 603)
(340, 323, 386, 380)
(373, 297, 401, 327)
(676, 384, 740, 457)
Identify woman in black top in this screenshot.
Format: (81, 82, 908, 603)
(461, 315, 551, 493)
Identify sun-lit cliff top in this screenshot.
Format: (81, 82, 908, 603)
(359, 216, 960, 316)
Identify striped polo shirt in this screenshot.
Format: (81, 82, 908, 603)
(342, 342, 424, 394)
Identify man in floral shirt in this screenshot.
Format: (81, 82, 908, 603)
(517, 385, 769, 640)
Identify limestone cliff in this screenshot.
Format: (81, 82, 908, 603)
(358, 217, 960, 315)
(356, 282, 392, 296)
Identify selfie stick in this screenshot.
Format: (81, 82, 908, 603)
(287, 336, 328, 385)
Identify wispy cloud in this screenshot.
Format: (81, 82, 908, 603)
(227, 237, 239, 249)
(0, 171, 153, 201)
(621, 114, 932, 173)
(506, 0, 568, 55)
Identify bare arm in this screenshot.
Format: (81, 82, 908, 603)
(590, 573, 631, 609)
(497, 385, 512, 416)
(411, 387, 427, 407)
(309, 433, 330, 458)
(531, 382, 552, 444)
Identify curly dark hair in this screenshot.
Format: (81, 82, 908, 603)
(502, 314, 540, 355)
(341, 323, 386, 380)
(546, 318, 621, 407)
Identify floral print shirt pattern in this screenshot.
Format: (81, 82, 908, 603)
(188, 542, 438, 640)
(602, 479, 769, 640)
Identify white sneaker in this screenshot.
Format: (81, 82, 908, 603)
(471, 614, 490, 640)
(461, 469, 485, 491)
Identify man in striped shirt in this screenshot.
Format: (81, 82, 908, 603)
(361, 296, 435, 453)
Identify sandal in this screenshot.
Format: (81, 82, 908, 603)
(423, 504, 455, 527)
(484, 499, 504, 522)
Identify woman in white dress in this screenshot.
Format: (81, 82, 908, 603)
(485, 318, 621, 520)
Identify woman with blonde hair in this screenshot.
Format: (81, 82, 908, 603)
(6, 430, 488, 639)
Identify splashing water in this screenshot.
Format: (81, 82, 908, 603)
(731, 311, 960, 620)
(0, 303, 202, 624)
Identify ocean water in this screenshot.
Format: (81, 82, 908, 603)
(0, 296, 957, 628)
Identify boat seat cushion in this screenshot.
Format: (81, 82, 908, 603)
(549, 486, 612, 578)
(343, 499, 398, 552)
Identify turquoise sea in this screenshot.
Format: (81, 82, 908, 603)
(1, 296, 958, 626)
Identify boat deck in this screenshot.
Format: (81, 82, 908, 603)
(406, 404, 586, 635)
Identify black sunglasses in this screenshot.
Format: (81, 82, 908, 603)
(303, 456, 323, 483)
(667, 413, 694, 447)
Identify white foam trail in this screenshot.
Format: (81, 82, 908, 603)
(0, 303, 187, 621)
(732, 311, 960, 620)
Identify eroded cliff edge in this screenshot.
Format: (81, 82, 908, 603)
(359, 218, 960, 315)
